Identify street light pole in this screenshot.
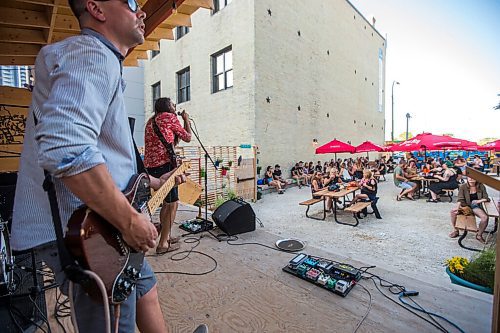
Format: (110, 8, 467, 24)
(405, 113, 411, 140)
(391, 81, 400, 142)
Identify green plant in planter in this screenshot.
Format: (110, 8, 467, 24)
(462, 247, 496, 289)
(445, 246, 496, 289)
(214, 189, 238, 209)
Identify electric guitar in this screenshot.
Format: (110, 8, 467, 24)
(65, 161, 191, 304)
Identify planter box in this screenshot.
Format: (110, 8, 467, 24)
(445, 268, 493, 294)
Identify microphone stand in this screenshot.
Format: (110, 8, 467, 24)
(188, 117, 218, 224)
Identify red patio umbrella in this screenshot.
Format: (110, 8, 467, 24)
(480, 139, 500, 150)
(315, 139, 355, 161)
(355, 141, 384, 153)
(355, 141, 384, 158)
(389, 133, 473, 152)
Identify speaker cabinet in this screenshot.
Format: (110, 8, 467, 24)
(212, 199, 255, 236)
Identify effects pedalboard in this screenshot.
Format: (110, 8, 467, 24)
(283, 253, 361, 297)
(179, 218, 214, 234)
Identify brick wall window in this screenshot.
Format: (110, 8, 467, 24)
(152, 81, 161, 107)
(211, 46, 233, 93)
(177, 67, 190, 103)
(213, 0, 232, 14)
(176, 26, 190, 40)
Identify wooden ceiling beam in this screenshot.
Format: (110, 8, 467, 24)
(50, 30, 75, 43)
(0, 42, 41, 56)
(0, 27, 46, 44)
(135, 40, 160, 51)
(182, 0, 213, 10)
(143, 0, 181, 37)
(14, 0, 55, 5)
(0, 56, 37, 65)
(164, 12, 192, 27)
(0, 7, 50, 28)
(53, 13, 79, 32)
(147, 27, 174, 40)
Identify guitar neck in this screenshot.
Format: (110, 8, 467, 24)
(147, 162, 191, 213)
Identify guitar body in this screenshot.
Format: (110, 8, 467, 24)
(65, 161, 191, 304)
(65, 173, 150, 304)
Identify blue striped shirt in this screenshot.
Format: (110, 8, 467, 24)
(11, 29, 137, 250)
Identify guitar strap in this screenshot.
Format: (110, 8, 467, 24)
(152, 115, 178, 168)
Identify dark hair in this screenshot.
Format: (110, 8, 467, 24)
(154, 97, 172, 115)
(69, 0, 87, 18)
(266, 166, 272, 172)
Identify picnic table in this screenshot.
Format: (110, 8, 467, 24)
(315, 186, 360, 226)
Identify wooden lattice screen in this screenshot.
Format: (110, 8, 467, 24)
(176, 145, 256, 207)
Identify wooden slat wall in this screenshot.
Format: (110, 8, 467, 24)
(0, 86, 30, 172)
(176, 146, 256, 207)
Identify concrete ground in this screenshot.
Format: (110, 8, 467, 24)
(251, 177, 499, 288)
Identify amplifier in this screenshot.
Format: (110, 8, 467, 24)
(212, 198, 256, 236)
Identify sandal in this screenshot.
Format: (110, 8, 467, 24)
(475, 234, 486, 244)
(396, 195, 402, 201)
(426, 198, 438, 203)
(448, 230, 459, 238)
(406, 196, 415, 201)
(156, 241, 180, 255)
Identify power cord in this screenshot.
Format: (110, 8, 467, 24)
(352, 282, 372, 333)
(399, 292, 466, 333)
(152, 236, 218, 276)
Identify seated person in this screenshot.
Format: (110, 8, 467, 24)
(315, 161, 323, 172)
(449, 177, 489, 243)
(394, 160, 417, 201)
(300, 161, 313, 185)
(272, 164, 287, 189)
(264, 166, 284, 194)
(323, 168, 343, 187)
(406, 160, 418, 178)
(472, 154, 484, 170)
(427, 163, 458, 202)
(350, 170, 382, 219)
(291, 162, 307, 188)
(311, 171, 332, 212)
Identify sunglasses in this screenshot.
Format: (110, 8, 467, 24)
(95, 0, 140, 13)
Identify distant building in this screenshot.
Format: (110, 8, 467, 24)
(0, 66, 31, 89)
(144, 0, 386, 172)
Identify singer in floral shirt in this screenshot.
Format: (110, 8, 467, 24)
(144, 97, 191, 254)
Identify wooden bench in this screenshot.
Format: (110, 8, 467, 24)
(456, 215, 481, 252)
(441, 189, 455, 202)
(299, 198, 326, 220)
(343, 201, 372, 226)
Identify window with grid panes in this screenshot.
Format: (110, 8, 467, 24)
(152, 81, 161, 107)
(176, 26, 190, 40)
(211, 47, 233, 93)
(213, 0, 232, 13)
(177, 67, 190, 103)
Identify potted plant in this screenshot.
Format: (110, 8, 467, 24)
(445, 247, 495, 294)
(221, 166, 230, 176)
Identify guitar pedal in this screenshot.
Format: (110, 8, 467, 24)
(335, 280, 349, 294)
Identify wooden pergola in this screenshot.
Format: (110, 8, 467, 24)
(0, 0, 213, 66)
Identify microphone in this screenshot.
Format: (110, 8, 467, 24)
(177, 110, 193, 120)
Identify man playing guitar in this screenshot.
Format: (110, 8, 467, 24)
(10, 0, 206, 332)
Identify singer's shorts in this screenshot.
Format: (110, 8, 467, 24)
(147, 162, 179, 203)
(34, 241, 157, 332)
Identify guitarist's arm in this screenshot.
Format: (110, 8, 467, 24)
(62, 164, 157, 252)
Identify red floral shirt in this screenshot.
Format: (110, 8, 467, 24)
(144, 112, 191, 168)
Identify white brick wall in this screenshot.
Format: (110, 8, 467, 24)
(143, 0, 386, 174)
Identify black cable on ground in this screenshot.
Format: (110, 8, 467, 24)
(54, 287, 70, 333)
(352, 282, 372, 333)
(151, 236, 218, 276)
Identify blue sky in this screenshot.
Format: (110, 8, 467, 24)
(349, 0, 500, 142)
